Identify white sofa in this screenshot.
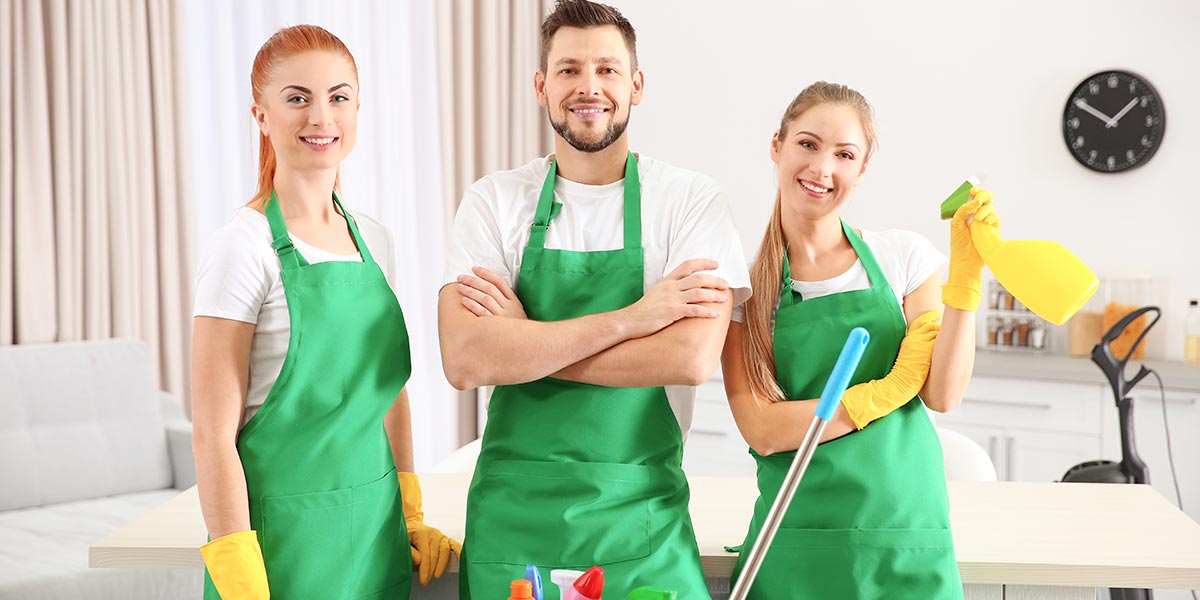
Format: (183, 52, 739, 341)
(0, 339, 202, 600)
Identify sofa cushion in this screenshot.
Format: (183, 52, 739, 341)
(0, 490, 201, 599)
(0, 339, 173, 511)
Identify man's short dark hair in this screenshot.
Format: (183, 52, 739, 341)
(539, 0, 638, 72)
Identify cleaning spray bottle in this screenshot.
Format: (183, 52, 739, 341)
(940, 176, 1098, 325)
(550, 566, 604, 600)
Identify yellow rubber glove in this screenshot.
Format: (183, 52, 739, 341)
(841, 311, 941, 429)
(398, 472, 463, 586)
(200, 530, 270, 600)
(942, 187, 1000, 311)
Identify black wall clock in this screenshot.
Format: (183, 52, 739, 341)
(1062, 70, 1165, 173)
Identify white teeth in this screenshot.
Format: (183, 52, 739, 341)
(303, 137, 335, 145)
(572, 108, 605, 114)
(801, 180, 830, 194)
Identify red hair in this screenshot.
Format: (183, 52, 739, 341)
(248, 25, 358, 206)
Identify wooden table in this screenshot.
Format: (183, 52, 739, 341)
(91, 476, 1200, 599)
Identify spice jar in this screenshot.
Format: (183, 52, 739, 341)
(1030, 323, 1047, 350)
(1016, 318, 1032, 347)
(987, 316, 1000, 347)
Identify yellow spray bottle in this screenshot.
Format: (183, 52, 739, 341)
(941, 178, 1098, 326)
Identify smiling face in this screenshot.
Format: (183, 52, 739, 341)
(771, 102, 869, 220)
(251, 50, 359, 174)
(535, 25, 643, 153)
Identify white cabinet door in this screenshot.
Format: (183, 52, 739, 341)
(948, 376, 1105, 435)
(1005, 429, 1103, 483)
(939, 425, 1100, 482)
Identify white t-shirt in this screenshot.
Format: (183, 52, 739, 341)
(731, 228, 948, 323)
(443, 154, 752, 438)
(193, 206, 396, 426)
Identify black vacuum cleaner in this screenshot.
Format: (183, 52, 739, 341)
(1061, 305, 1160, 600)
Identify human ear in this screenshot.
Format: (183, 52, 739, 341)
(250, 103, 269, 136)
(534, 70, 548, 108)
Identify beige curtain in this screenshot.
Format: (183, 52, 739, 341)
(435, 0, 555, 444)
(1, 0, 193, 402)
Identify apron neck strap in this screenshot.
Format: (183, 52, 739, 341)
(264, 190, 374, 270)
(840, 220, 887, 289)
(530, 151, 641, 250)
(333, 192, 375, 265)
(265, 190, 303, 270)
(778, 220, 888, 304)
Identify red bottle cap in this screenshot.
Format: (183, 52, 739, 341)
(573, 566, 605, 599)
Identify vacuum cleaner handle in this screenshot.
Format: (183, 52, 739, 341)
(1091, 306, 1160, 401)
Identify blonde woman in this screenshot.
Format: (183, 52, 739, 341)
(723, 81, 998, 599)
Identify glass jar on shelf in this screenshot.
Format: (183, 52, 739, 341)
(1015, 318, 1032, 347)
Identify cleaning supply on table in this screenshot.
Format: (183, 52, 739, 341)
(524, 564, 544, 600)
(1185, 299, 1200, 365)
(509, 579, 534, 600)
(628, 585, 678, 599)
(552, 566, 604, 600)
(549, 569, 583, 593)
(939, 177, 1098, 325)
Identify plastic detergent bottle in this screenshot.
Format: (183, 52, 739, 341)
(551, 566, 604, 600)
(509, 579, 533, 600)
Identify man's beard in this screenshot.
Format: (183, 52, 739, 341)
(549, 108, 631, 153)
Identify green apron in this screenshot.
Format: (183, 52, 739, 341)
(730, 221, 962, 599)
(459, 153, 709, 599)
(204, 192, 413, 599)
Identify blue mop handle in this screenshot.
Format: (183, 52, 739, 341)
(815, 327, 871, 421)
(727, 326, 871, 600)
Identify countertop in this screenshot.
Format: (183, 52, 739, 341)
(91, 475, 1200, 590)
(973, 349, 1200, 391)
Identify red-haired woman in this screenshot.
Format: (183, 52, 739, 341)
(191, 25, 458, 599)
(722, 82, 999, 599)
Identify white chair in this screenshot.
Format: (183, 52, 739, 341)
(936, 427, 999, 482)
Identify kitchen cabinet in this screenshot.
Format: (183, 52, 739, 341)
(934, 375, 1106, 483)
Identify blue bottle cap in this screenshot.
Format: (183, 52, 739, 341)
(524, 565, 543, 600)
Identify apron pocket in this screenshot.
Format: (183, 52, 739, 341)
(348, 468, 411, 599)
(469, 459, 652, 568)
(747, 527, 956, 600)
(261, 486, 355, 598)
(850, 528, 959, 599)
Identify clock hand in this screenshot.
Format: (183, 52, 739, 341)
(1106, 98, 1140, 128)
(1074, 99, 1115, 124)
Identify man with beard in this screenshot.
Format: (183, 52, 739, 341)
(438, 1, 749, 597)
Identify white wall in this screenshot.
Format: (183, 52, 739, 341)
(608, 0, 1200, 360)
